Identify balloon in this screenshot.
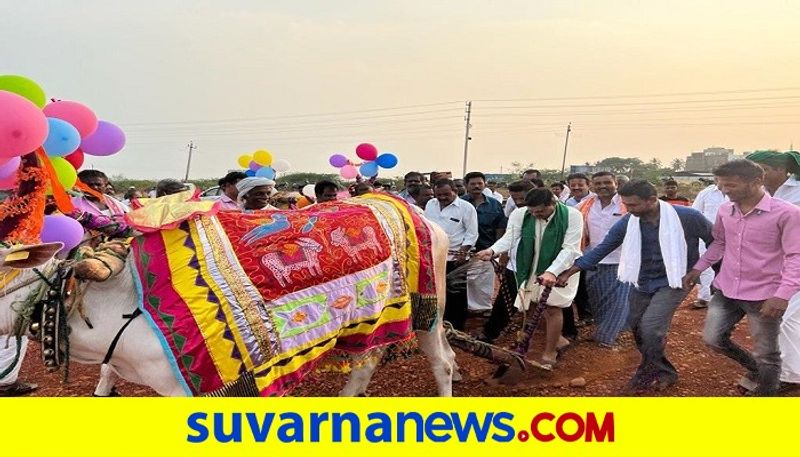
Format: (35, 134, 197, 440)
(255, 167, 276, 180)
(356, 143, 378, 161)
(245, 169, 256, 177)
(237, 154, 252, 168)
(329, 154, 348, 168)
(0, 90, 49, 158)
(340, 164, 358, 179)
(272, 158, 291, 172)
(248, 160, 261, 172)
(376, 153, 398, 169)
(302, 184, 316, 197)
(80, 120, 125, 156)
(0, 172, 16, 190)
(64, 148, 85, 169)
(360, 161, 379, 177)
(43, 100, 98, 138)
(253, 149, 273, 166)
(40, 215, 84, 254)
(0, 156, 20, 179)
(50, 156, 77, 189)
(0, 75, 46, 108)
(43, 118, 81, 157)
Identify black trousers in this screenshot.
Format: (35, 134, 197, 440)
(445, 261, 469, 331)
(483, 267, 519, 341)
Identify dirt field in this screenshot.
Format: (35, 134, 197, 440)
(19, 291, 797, 398)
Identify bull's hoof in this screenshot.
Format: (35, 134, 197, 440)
(92, 387, 121, 397)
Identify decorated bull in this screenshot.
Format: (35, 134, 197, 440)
(0, 155, 457, 396)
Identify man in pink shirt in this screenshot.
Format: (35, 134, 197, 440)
(216, 171, 247, 211)
(684, 160, 800, 396)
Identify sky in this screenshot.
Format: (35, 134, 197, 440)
(2, 0, 800, 179)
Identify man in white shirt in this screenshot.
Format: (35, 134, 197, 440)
(397, 172, 424, 205)
(425, 179, 479, 330)
(565, 173, 594, 207)
(576, 171, 631, 347)
(486, 180, 504, 203)
(476, 188, 583, 367)
(690, 180, 727, 308)
(504, 169, 541, 216)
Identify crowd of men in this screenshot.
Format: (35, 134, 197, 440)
(3, 150, 800, 397)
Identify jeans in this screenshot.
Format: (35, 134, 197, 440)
(703, 292, 782, 396)
(627, 287, 689, 387)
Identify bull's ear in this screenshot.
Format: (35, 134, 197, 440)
(0, 242, 64, 269)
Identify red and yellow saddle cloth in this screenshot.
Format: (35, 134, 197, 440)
(130, 193, 437, 396)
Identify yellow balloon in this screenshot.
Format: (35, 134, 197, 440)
(253, 149, 273, 166)
(237, 154, 253, 168)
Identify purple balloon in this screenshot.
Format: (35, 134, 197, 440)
(81, 120, 126, 156)
(40, 215, 83, 254)
(329, 154, 348, 168)
(248, 160, 261, 172)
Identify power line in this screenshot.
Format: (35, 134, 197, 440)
(472, 86, 800, 103)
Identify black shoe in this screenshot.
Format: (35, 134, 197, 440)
(0, 381, 38, 397)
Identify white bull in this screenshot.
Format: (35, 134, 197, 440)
(0, 222, 457, 396)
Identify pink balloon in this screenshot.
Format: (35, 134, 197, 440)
(340, 164, 359, 179)
(43, 101, 98, 138)
(356, 143, 378, 161)
(40, 215, 84, 254)
(81, 120, 126, 156)
(0, 156, 20, 179)
(0, 172, 17, 190)
(0, 90, 49, 158)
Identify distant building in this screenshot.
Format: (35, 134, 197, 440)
(569, 164, 611, 175)
(668, 171, 715, 184)
(685, 147, 744, 172)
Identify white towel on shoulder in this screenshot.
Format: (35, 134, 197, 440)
(617, 200, 687, 289)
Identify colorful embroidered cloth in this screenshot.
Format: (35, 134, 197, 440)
(130, 194, 437, 396)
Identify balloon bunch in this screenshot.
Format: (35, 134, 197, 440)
(0, 74, 126, 191)
(236, 149, 291, 180)
(329, 143, 398, 180)
(0, 74, 126, 254)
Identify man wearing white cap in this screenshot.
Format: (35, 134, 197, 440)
(237, 177, 278, 211)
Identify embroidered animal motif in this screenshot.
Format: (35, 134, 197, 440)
(242, 214, 291, 246)
(260, 237, 323, 287)
(330, 226, 381, 262)
(301, 216, 318, 234)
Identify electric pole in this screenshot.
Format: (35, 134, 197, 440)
(559, 123, 572, 180)
(184, 141, 195, 182)
(462, 101, 472, 177)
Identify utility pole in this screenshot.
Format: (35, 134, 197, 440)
(462, 101, 472, 177)
(184, 141, 195, 182)
(559, 122, 572, 180)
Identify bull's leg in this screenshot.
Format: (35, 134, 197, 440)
(339, 348, 384, 397)
(418, 325, 455, 396)
(92, 363, 120, 397)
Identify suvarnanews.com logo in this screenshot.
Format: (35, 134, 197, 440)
(186, 410, 615, 444)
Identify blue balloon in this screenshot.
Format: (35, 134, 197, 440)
(245, 169, 256, 177)
(360, 161, 379, 177)
(255, 166, 276, 180)
(375, 153, 398, 169)
(43, 117, 81, 157)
